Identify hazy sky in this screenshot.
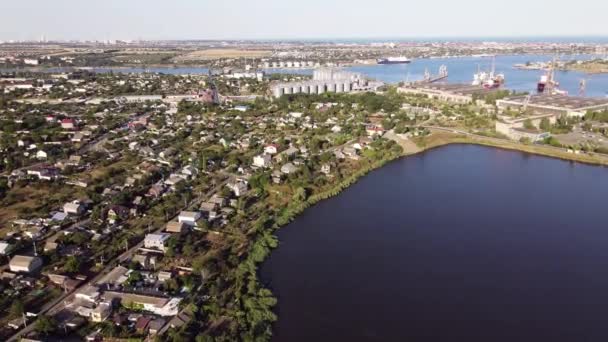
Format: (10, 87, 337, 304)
(2, 0, 608, 41)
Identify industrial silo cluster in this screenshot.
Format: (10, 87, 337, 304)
(271, 68, 366, 98)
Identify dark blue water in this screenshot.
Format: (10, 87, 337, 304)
(260, 144, 608, 342)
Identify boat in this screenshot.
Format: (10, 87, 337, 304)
(537, 57, 565, 95)
(537, 75, 549, 93)
(377, 57, 411, 65)
(471, 57, 505, 88)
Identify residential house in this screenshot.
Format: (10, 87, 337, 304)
(143, 233, 172, 252)
(264, 144, 279, 155)
(280, 163, 298, 175)
(227, 180, 248, 197)
(66, 155, 83, 166)
(252, 154, 272, 168)
(102, 292, 181, 316)
(9, 255, 43, 273)
(107, 205, 130, 224)
(343, 146, 359, 160)
(275, 146, 298, 163)
(36, 150, 48, 160)
(321, 164, 332, 175)
(27, 166, 59, 180)
(91, 302, 112, 323)
(366, 124, 385, 137)
(61, 119, 76, 130)
(148, 318, 166, 335)
(157, 271, 173, 283)
(64, 201, 86, 216)
(165, 221, 186, 234)
(200, 202, 218, 214)
(178, 211, 202, 227)
(71, 133, 85, 143)
(132, 254, 151, 268)
(135, 316, 152, 334)
(147, 184, 166, 198)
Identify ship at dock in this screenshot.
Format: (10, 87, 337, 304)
(537, 57, 568, 95)
(377, 57, 411, 65)
(471, 56, 505, 88)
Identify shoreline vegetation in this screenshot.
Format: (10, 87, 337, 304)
(563, 60, 608, 74)
(257, 130, 608, 339)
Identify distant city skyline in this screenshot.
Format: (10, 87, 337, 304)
(2, 0, 608, 41)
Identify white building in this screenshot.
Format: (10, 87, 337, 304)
(103, 292, 181, 317)
(144, 233, 172, 252)
(9, 255, 43, 273)
(91, 302, 112, 322)
(253, 154, 272, 168)
(64, 201, 85, 215)
(227, 181, 248, 197)
(178, 211, 202, 226)
(264, 145, 279, 155)
(23, 58, 39, 65)
(36, 150, 48, 160)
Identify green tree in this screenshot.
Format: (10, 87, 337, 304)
(9, 299, 24, 318)
(64, 256, 82, 273)
(35, 315, 57, 335)
(523, 119, 535, 130)
(539, 118, 551, 131)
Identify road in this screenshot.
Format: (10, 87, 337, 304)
(7, 174, 231, 341)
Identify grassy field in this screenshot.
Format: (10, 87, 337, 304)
(414, 131, 608, 167)
(173, 49, 273, 61)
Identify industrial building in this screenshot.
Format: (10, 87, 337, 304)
(495, 114, 556, 142)
(398, 83, 504, 104)
(497, 94, 608, 117)
(271, 68, 382, 98)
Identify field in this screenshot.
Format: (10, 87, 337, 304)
(173, 49, 273, 61)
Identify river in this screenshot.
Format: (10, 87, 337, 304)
(3, 54, 608, 97)
(260, 144, 608, 342)
(270, 54, 608, 97)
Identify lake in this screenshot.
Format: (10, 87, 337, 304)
(260, 144, 608, 342)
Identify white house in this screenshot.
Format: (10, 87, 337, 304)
(9, 255, 43, 273)
(178, 211, 202, 226)
(24, 58, 39, 65)
(36, 150, 48, 160)
(143, 233, 172, 252)
(91, 302, 112, 322)
(264, 145, 279, 155)
(64, 201, 85, 216)
(227, 181, 248, 197)
(253, 154, 272, 168)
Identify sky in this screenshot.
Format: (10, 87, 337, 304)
(2, 0, 608, 41)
